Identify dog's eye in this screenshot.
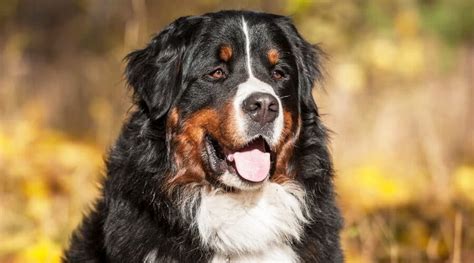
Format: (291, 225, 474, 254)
(209, 68, 226, 79)
(271, 70, 285, 80)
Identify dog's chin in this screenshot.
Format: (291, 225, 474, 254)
(204, 134, 276, 191)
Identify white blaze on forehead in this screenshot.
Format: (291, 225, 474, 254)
(233, 17, 284, 145)
(242, 18, 253, 77)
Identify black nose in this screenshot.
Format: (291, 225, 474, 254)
(242, 92, 279, 124)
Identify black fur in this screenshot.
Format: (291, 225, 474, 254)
(64, 10, 343, 262)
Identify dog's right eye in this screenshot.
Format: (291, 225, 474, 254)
(209, 68, 226, 80)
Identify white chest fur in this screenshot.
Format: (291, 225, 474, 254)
(211, 244, 298, 263)
(196, 182, 308, 262)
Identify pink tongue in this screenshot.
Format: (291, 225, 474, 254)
(227, 140, 270, 182)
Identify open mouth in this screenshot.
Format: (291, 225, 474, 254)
(204, 135, 275, 184)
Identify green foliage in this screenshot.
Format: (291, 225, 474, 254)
(420, 0, 474, 46)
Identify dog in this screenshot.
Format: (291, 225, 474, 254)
(63, 10, 343, 263)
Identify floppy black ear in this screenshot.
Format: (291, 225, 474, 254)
(276, 17, 323, 118)
(125, 16, 204, 120)
(277, 17, 333, 182)
(297, 43, 324, 117)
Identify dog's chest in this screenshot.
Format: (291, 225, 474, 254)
(197, 182, 307, 262)
(210, 244, 297, 263)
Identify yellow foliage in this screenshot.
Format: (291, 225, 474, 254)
(23, 177, 50, 199)
(0, 119, 103, 178)
(345, 252, 368, 263)
(368, 38, 397, 71)
(0, 120, 36, 158)
(334, 62, 366, 93)
(338, 164, 415, 212)
(285, 0, 314, 14)
(396, 39, 424, 77)
(26, 196, 53, 221)
(453, 165, 474, 204)
(16, 237, 62, 263)
(366, 36, 425, 78)
(395, 9, 420, 38)
(0, 117, 103, 260)
(0, 130, 14, 156)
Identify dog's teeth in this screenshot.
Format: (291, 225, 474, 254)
(227, 154, 234, 162)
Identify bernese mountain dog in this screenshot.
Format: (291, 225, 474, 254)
(64, 10, 343, 263)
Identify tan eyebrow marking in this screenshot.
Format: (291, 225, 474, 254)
(219, 44, 233, 62)
(267, 48, 280, 65)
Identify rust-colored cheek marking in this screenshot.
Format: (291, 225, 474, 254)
(267, 48, 280, 65)
(271, 110, 299, 184)
(166, 108, 180, 155)
(166, 109, 220, 191)
(167, 107, 179, 131)
(219, 44, 233, 62)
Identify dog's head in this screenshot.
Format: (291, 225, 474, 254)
(126, 11, 322, 192)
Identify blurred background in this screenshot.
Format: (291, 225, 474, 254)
(0, 0, 473, 262)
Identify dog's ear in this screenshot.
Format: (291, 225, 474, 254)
(277, 18, 333, 182)
(125, 16, 204, 120)
(276, 17, 324, 119)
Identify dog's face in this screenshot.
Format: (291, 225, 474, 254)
(126, 11, 321, 192)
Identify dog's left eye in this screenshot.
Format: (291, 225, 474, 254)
(209, 68, 226, 80)
(271, 70, 285, 80)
